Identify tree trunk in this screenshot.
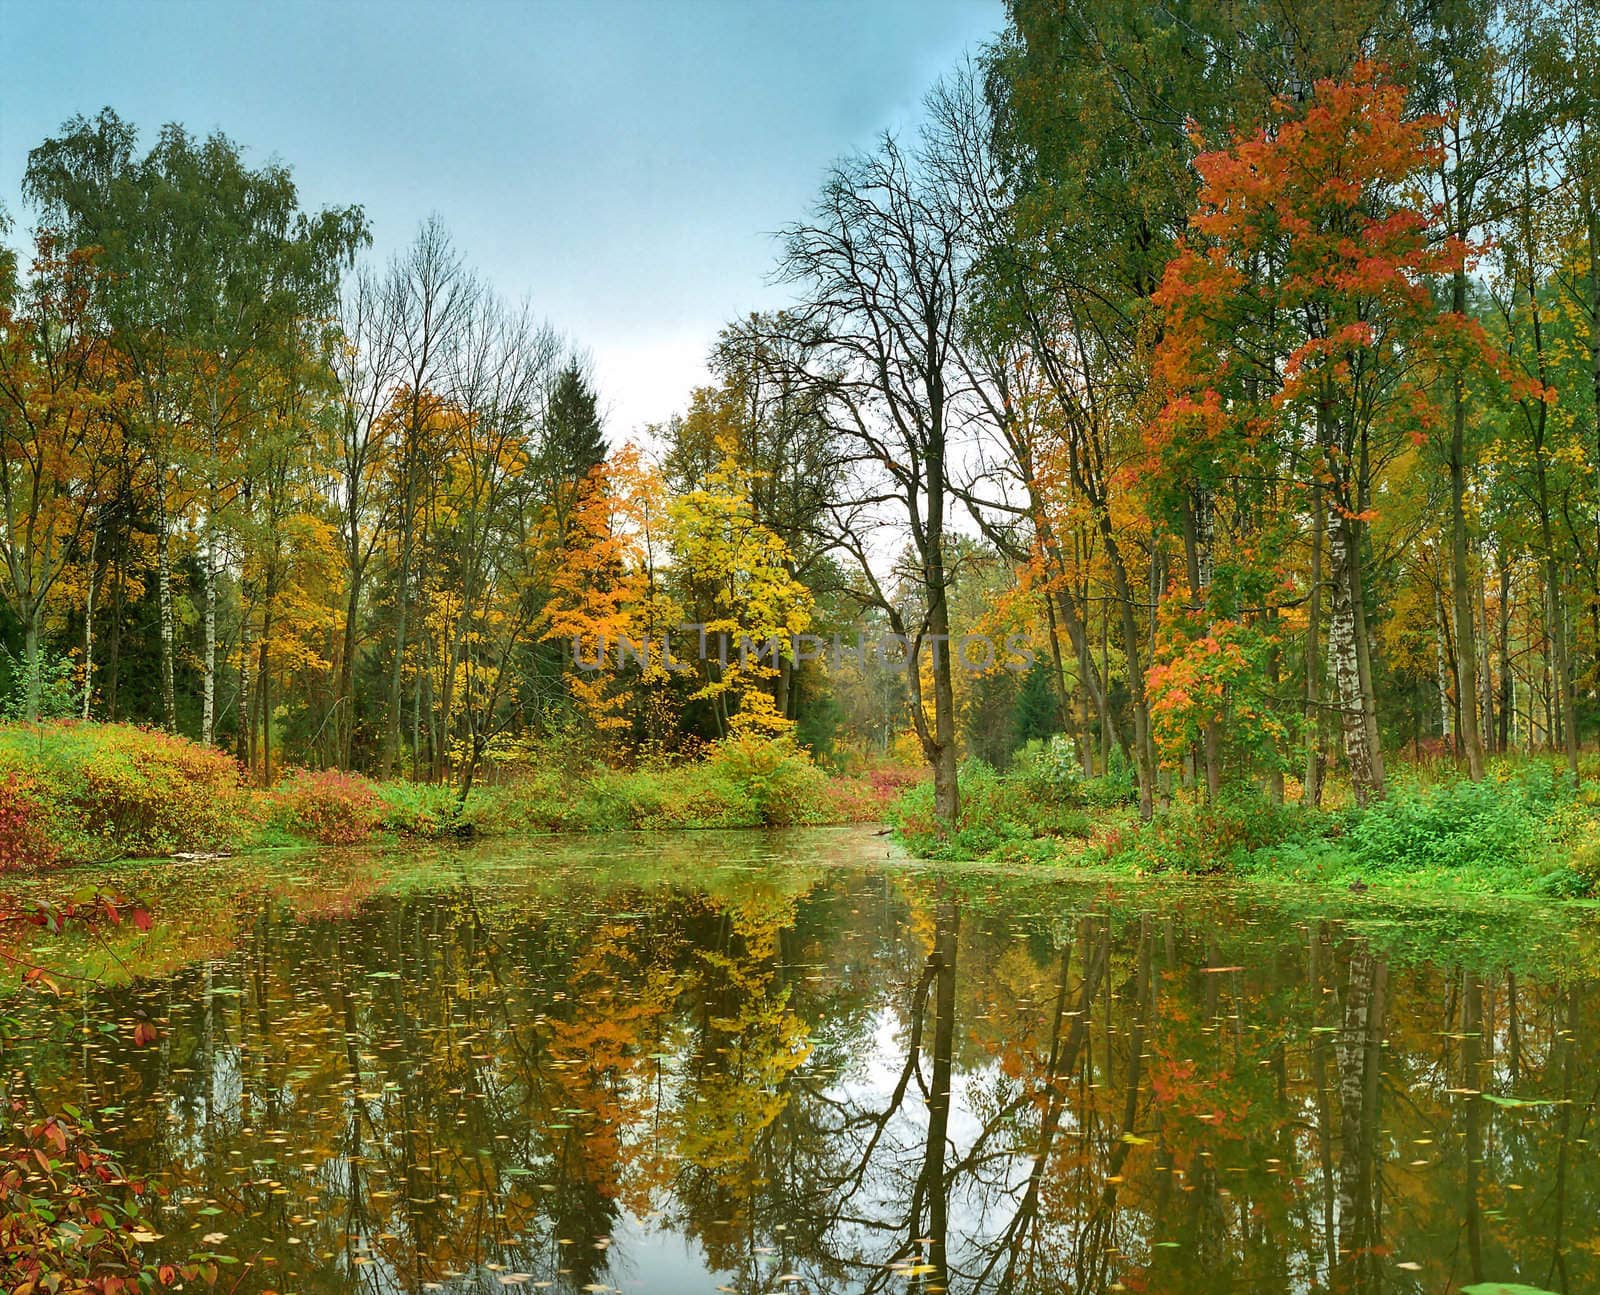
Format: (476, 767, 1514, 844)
(258, 635, 271, 787)
(1180, 492, 1220, 801)
(925, 418, 960, 831)
(1101, 527, 1155, 820)
(1329, 513, 1384, 804)
(1497, 561, 1512, 753)
(155, 472, 176, 732)
(1304, 489, 1325, 807)
(237, 611, 252, 772)
(337, 574, 361, 769)
(1534, 412, 1580, 776)
(1545, 552, 1579, 776)
(1435, 585, 1456, 748)
(81, 526, 97, 720)
(1053, 586, 1117, 763)
(106, 553, 123, 722)
(202, 415, 220, 747)
(202, 517, 216, 746)
(1449, 276, 1485, 778)
(23, 613, 41, 723)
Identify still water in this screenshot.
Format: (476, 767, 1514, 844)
(10, 827, 1600, 1294)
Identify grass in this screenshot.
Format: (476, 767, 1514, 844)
(890, 738, 1137, 862)
(10, 720, 1589, 902)
(886, 742, 1600, 900)
(0, 722, 916, 869)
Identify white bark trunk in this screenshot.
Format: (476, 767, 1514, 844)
(155, 473, 176, 731)
(82, 527, 97, 720)
(1328, 518, 1379, 803)
(202, 518, 216, 746)
(1434, 588, 1452, 743)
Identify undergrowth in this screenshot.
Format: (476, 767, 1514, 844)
(889, 745, 1600, 898)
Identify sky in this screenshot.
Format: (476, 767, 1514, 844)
(0, 0, 1007, 438)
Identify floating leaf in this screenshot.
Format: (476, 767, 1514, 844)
(1482, 1094, 1565, 1109)
(1461, 1284, 1562, 1295)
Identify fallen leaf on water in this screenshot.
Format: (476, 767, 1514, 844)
(1482, 1093, 1566, 1109)
(1460, 1285, 1561, 1295)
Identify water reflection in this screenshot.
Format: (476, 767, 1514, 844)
(9, 829, 1600, 1294)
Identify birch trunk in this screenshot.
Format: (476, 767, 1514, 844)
(155, 472, 176, 731)
(1304, 488, 1324, 807)
(81, 527, 97, 720)
(202, 516, 216, 746)
(1328, 515, 1383, 804)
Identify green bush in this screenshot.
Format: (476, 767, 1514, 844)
(0, 722, 250, 862)
(375, 780, 464, 837)
(1110, 787, 1311, 875)
(706, 734, 832, 826)
(1014, 735, 1085, 804)
(1345, 766, 1561, 877)
(893, 758, 1095, 860)
(612, 766, 759, 829)
(474, 735, 863, 833)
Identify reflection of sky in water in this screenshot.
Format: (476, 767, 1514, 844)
(12, 827, 1600, 1294)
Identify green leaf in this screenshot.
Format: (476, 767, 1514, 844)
(1461, 1284, 1563, 1295)
(1481, 1093, 1564, 1108)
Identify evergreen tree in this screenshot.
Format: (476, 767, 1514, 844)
(543, 362, 606, 486)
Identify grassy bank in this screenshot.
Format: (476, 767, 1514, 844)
(8, 721, 1594, 902)
(0, 722, 919, 869)
(890, 738, 1600, 900)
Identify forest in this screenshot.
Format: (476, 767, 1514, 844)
(1, 0, 1599, 848)
(12, 4, 1600, 1293)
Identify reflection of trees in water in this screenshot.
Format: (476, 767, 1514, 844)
(13, 863, 1600, 1295)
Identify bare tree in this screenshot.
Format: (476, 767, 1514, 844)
(380, 218, 476, 775)
(779, 133, 974, 829)
(328, 265, 403, 768)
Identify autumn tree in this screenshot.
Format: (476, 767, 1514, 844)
(24, 110, 366, 744)
(0, 230, 132, 719)
(1151, 69, 1486, 803)
(668, 410, 812, 737)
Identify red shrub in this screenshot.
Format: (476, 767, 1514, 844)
(0, 774, 57, 872)
(274, 768, 383, 845)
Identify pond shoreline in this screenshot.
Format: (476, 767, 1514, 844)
(27, 818, 1600, 923)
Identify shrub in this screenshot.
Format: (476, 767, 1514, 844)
(273, 768, 384, 845)
(472, 736, 877, 834)
(1109, 787, 1311, 875)
(1345, 773, 1553, 877)
(707, 734, 831, 826)
(1014, 735, 1085, 804)
(0, 722, 249, 861)
(616, 767, 759, 829)
(0, 774, 57, 872)
(375, 779, 464, 837)
(892, 758, 1095, 860)
(0, 647, 79, 721)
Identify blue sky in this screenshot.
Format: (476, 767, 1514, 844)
(1, 0, 1006, 437)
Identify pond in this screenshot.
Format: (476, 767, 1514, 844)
(9, 826, 1600, 1294)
